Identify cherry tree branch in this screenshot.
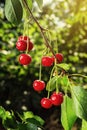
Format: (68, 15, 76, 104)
(22, 0, 55, 55)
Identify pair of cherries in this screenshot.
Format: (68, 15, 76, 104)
(41, 53, 63, 67)
(16, 36, 33, 65)
(33, 80, 63, 109)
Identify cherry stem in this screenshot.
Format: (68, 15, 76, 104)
(22, 0, 55, 56)
(69, 74, 87, 78)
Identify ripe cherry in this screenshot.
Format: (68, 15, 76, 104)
(41, 98, 52, 109)
(51, 92, 63, 106)
(55, 53, 63, 63)
(17, 36, 33, 51)
(41, 56, 53, 67)
(16, 40, 27, 51)
(33, 80, 45, 91)
(19, 54, 32, 65)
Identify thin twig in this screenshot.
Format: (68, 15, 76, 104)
(22, 0, 55, 55)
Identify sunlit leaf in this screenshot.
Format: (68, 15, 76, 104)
(82, 120, 87, 130)
(61, 95, 77, 130)
(71, 86, 87, 121)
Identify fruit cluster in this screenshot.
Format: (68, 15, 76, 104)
(16, 36, 33, 65)
(33, 53, 64, 109)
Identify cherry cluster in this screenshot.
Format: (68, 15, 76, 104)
(16, 36, 33, 65)
(33, 53, 64, 109)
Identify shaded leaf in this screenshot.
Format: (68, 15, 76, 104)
(61, 95, 77, 130)
(5, 0, 23, 25)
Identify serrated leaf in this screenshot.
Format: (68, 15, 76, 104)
(61, 95, 77, 130)
(57, 63, 70, 71)
(82, 120, 87, 130)
(5, 0, 23, 25)
(71, 86, 87, 121)
(35, 0, 43, 9)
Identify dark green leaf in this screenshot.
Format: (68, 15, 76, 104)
(35, 0, 43, 9)
(18, 122, 38, 130)
(57, 63, 70, 71)
(61, 95, 77, 130)
(71, 86, 87, 121)
(82, 120, 87, 130)
(5, 0, 23, 25)
(34, 115, 44, 125)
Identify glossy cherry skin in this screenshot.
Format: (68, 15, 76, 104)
(51, 92, 63, 106)
(19, 54, 32, 65)
(41, 56, 53, 67)
(28, 41, 33, 51)
(16, 40, 27, 51)
(41, 98, 52, 109)
(17, 36, 33, 51)
(55, 53, 63, 63)
(33, 80, 45, 91)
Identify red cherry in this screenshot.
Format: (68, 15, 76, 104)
(18, 36, 30, 41)
(33, 80, 45, 91)
(19, 54, 32, 65)
(51, 92, 63, 106)
(55, 53, 63, 63)
(18, 36, 33, 51)
(41, 98, 52, 109)
(41, 56, 53, 67)
(16, 40, 27, 51)
(28, 41, 33, 51)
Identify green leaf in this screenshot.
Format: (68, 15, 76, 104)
(46, 76, 61, 92)
(23, 111, 34, 119)
(34, 115, 44, 125)
(61, 95, 77, 130)
(0, 106, 5, 119)
(71, 86, 87, 121)
(35, 0, 43, 9)
(82, 120, 87, 130)
(5, 0, 23, 25)
(61, 75, 69, 86)
(57, 63, 70, 71)
(18, 122, 38, 130)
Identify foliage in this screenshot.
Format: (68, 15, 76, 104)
(0, 0, 87, 130)
(0, 106, 44, 130)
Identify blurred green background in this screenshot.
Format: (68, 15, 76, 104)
(0, 0, 87, 129)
